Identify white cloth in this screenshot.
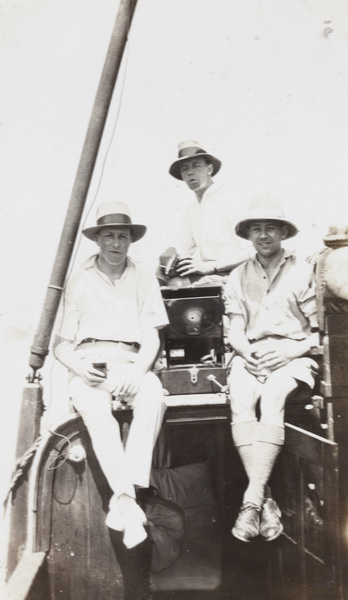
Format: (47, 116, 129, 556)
(55, 255, 168, 345)
(177, 183, 252, 268)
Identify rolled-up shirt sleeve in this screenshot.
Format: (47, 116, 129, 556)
(138, 273, 169, 333)
(297, 267, 318, 329)
(224, 269, 244, 316)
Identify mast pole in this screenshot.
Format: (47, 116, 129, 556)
(29, 0, 138, 374)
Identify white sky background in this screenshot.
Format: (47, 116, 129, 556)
(1, 0, 348, 567)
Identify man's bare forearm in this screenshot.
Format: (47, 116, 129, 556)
(213, 248, 252, 274)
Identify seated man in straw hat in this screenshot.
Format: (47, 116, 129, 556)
(224, 196, 319, 542)
(158, 140, 252, 287)
(53, 201, 168, 550)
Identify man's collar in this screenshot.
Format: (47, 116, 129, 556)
(81, 254, 134, 271)
(201, 180, 217, 197)
(252, 248, 294, 267)
(81, 254, 99, 268)
(187, 180, 222, 202)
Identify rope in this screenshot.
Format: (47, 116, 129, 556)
(3, 435, 42, 508)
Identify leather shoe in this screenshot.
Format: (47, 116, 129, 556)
(260, 498, 283, 541)
(232, 503, 261, 542)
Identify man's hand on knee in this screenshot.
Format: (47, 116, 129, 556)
(111, 365, 145, 401)
(242, 352, 263, 377)
(254, 339, 310, 373)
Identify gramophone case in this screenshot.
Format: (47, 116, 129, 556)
(158, 365, 227, 395)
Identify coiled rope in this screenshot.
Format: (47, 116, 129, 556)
(3, 435, 42, 508)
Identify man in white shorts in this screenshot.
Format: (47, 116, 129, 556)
(225, 196, 319, 542)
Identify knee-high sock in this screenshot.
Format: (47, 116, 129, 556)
(243, 423, 285, 508)
(231, 419, 257, 480)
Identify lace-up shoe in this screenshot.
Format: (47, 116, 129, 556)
(260, 498, 283, 541)
(232, 503, 261, 542)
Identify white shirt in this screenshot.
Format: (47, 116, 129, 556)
(224, 250, 318, 341)
(55, 255, 169, 345)
(178, 182, 251, 267)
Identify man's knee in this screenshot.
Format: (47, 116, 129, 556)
(228, 357, 258, 393)
(228, 370, 260, 422)
(70, 377, 112, 419)
(262, 372, 298, 403)
(133, 372, 165, 412)
(140, 372, 163, 396)
(258, 372, 298, 425)
(230, 399, 258, 423)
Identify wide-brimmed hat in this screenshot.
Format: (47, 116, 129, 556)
(235, 196, 298, 240)
(169, 140, 221, 180)
(82, 201, 146, 242)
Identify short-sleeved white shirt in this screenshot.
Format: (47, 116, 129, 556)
(224, 250, 318, 341)
(55, 255, 169, 345)
(178, 183, 252, 267)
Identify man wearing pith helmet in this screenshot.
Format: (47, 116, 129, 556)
(159, 140, 252, 286)
(53, 201, 168, 550)
(224, 195, 319, 543)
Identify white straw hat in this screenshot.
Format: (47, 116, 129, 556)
(82, 201, 146, 242)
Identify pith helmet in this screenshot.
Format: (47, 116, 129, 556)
(235, 196, 298, 240)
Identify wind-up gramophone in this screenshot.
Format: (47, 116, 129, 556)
(159, 285, 228, 395)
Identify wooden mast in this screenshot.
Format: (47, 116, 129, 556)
(29, 0, 138, 375)
(6, 1, 139, 582)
